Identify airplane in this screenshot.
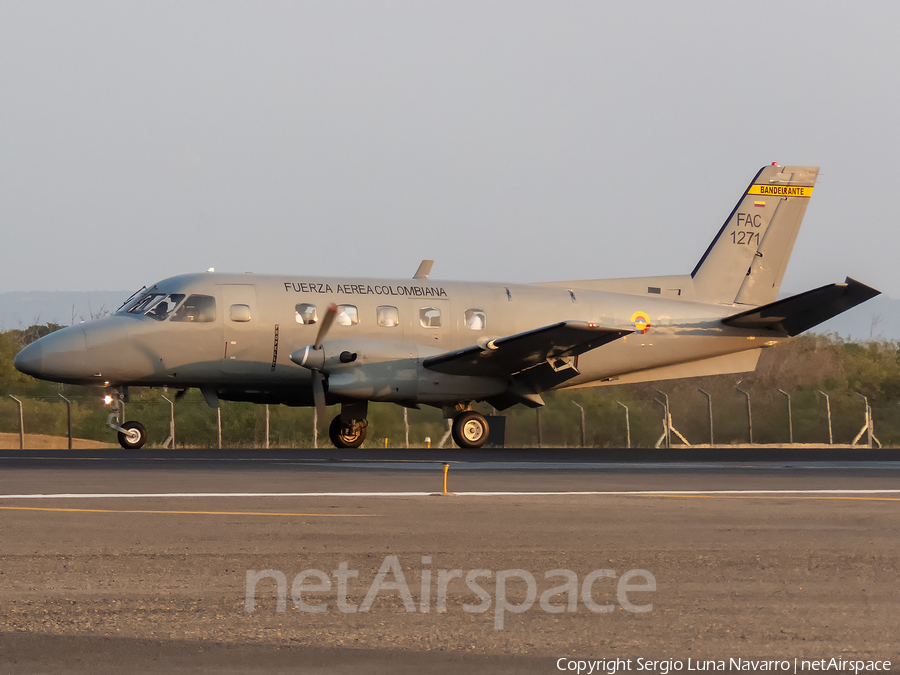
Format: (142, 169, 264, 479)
(14, 163, 879, 450)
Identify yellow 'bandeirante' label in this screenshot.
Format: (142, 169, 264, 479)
(748, 184, 814, 197)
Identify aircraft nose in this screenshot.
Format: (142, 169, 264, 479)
(14, 341, 43, 378)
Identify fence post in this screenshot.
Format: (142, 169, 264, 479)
(536, 408, 542, 448)
(404, 407, 409, 449)
(736, 387, 752, 444)
(217, 407, 222, 449)
(655, 390, 671, 448)
(9, 395, 24, 450)
(265, 404, 270, 449)
(58, 394, 73, 450)
(161, 395, 175, 449)
(572, 402, 585, 447)
(698, 389, 713, 446)
(852, 392, 881, 448)
(313, 407, 317, 449)
(815, 390, 833, 445)
(653, 397, 669, 449)
(777, 389, 793, 444)
(617, 402, 630, 449)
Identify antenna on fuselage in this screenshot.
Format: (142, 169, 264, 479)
(413, 260, 433, 280)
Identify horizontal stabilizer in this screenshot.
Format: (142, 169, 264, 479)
(722, 278, 880, 336)
(423, 321, 631, 378)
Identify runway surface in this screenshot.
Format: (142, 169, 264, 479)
(1, 447, 898, 673)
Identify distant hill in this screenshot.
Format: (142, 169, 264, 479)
(0, 289, 896, 341)
(810, 293, 900, 341)
(0, 291, 131, 329)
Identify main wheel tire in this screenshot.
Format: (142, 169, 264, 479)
(117, 421, 147, 449)
(452, 411, 489, 449)
(329, 415, 367, 449)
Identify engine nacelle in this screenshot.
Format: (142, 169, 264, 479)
(323, 339, 418, 400)
(303, 339, 507, 403)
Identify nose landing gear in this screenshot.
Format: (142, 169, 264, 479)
(118, 421, 147, 449)
(105, 388, 148, 449)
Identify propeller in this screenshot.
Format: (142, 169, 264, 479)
(315, 303, 337, 350)
(291, 303, 338, 428)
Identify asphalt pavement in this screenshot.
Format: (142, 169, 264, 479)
(1, 447, 898, 673)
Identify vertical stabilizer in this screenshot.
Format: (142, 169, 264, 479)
(692, 165, 819, 306)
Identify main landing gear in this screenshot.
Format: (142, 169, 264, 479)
(105, 388, 148, 449)
(329, 415, 367, 448)
(451, 410, 490, 449)
(328, 401, 368, 448)
(324, 401, 489, 450)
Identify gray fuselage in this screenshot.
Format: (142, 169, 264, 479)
(14, 272, 781, 407)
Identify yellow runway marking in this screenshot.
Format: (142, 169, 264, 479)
(642, 494, 900, 502)
(0, 506, 378, 517)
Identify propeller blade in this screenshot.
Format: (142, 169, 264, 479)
(312, 370, 327, 428)
(314, 303, 338, 350)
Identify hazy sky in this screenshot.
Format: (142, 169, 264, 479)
(2, 1, 898, 297)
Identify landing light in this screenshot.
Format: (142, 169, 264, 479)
(104, 395, 113, 405)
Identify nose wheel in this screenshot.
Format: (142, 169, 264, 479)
(452, 411, 490, 449)
(329, 415, 367, 448)
(117, 421, 147, 449)
(104, 388, 148, 449)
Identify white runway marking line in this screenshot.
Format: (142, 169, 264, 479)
(1, 489, 900, 499)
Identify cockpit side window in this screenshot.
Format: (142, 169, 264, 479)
(170, 295, 216, 323)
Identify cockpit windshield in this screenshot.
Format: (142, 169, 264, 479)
(118, 286, 148, 313)
(123, 292, 186, 321)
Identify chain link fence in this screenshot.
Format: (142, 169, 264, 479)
(1, 385, 897, 449)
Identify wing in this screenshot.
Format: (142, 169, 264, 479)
(422, 321, 631, 378)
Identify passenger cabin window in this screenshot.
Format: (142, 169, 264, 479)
(295, 303, 317, 325)
(465, 309, 486, 330)
(170, 295, 216, 322)
(336, 304, 359, 326)
(420, 307, 441, 328)
(377, 306, 399, 327)
(230, 304, 251, 322)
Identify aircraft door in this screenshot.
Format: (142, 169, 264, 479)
(222, 284, 260, 374)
